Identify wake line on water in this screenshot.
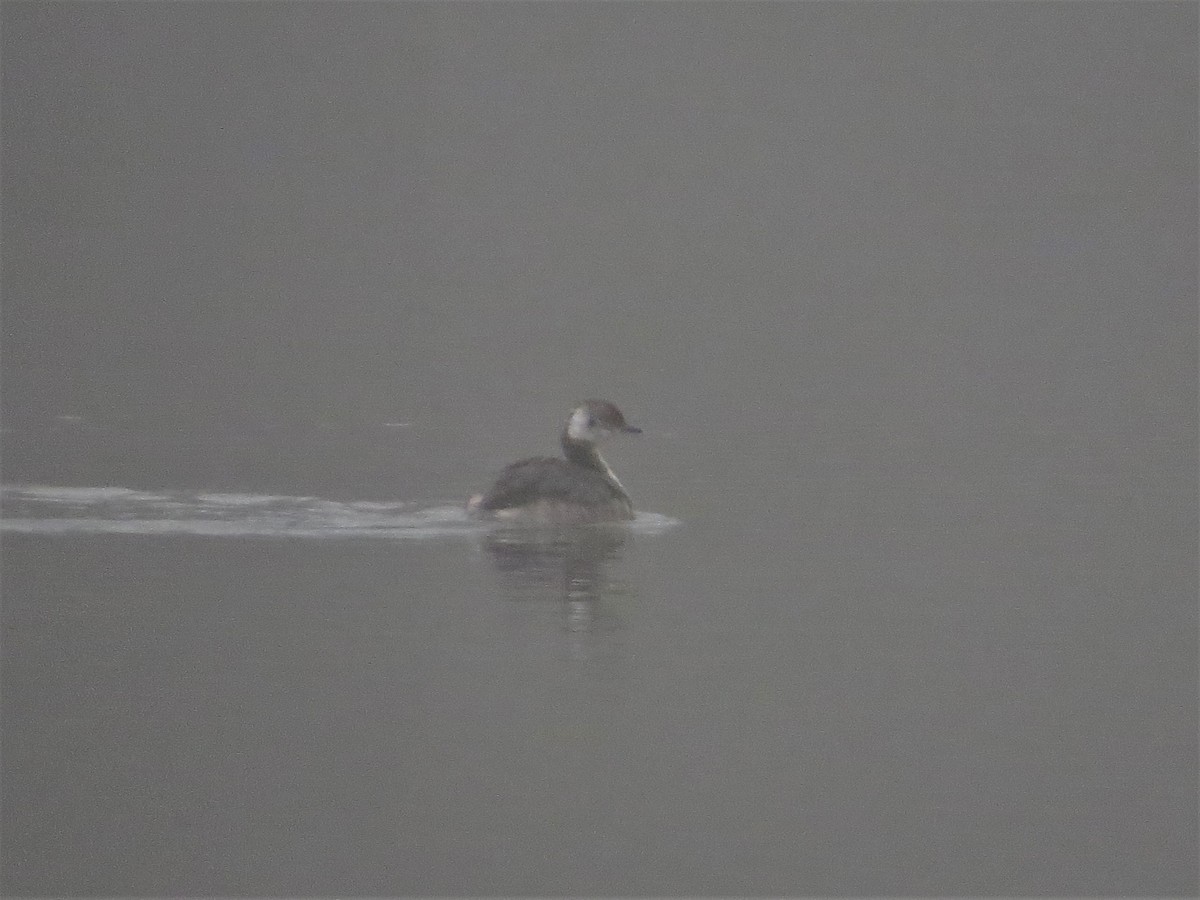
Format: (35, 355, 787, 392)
(0, 484, 678, 540)
(0, 484, 472, 540)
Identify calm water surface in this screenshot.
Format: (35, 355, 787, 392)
(2, 3, 1196, 896)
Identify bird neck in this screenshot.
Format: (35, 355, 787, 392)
(561, 430, 630, 500)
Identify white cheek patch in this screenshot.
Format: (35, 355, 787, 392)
(566, 407, 593, 441)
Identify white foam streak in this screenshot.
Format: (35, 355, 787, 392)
(0, 485, 679, 540)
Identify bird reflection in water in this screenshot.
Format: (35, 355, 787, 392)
(481, 524, 632, 658)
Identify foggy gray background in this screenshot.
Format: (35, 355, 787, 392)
(2, 2, 1196, 896)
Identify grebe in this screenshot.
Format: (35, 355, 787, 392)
(467, 399, 642, 523)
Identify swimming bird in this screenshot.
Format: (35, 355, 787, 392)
(467, 399, 641, 524)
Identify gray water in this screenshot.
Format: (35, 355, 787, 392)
(2, 3, 1196, 896)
